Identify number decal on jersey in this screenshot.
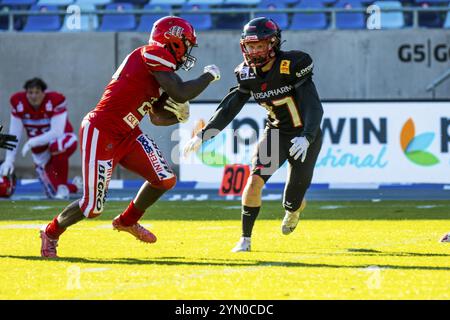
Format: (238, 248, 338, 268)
(137, 101, 152, 117)
(260, 102, 278, 124)
(112, 53, 131, 80)
(137, 97, 159, 117)
(272, 96, 302, 127)
(261, 96, 302, 127)
(27, 126, 49, 137)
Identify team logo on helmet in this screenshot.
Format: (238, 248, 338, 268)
(165, 25, 184, 39)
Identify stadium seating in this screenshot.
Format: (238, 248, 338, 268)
(1, 0, 36, 5)
(0, 9, 8, 30)
(415, 1, 444, 27)
(179, 4, 212, 30)
(268, 0, 299, 5)
(114, 0, 148, 7)
(22, 4, 61, 31)
(415, 0, 449, 3)
(1, 0, 450, 32)
(320, 0, 338, 5)
(99, 3, 136, 31)
(289, 0, 328, 30)
(335, 0, 366, 29)
(74, 0, 111, 6)
(36, 0, 73, 6)
(373, 1, 405, 29)
(255, 2, 289, 30)
(223, 0, 261, 5)
(136, 3, 170, 32)
(150, 0, 185, 5)
(215, 4, 249, 29)
(444, 4, 450, 28)
(60, 3, 98, 31)
(187, 0, 223, 4)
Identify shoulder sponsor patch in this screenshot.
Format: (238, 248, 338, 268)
(296, 62, 314, 78)
(123, 112, 139, 129)
(280, 60, 291, 75)
(239, 66, 256, 80)
(16, 101, 24, 113)
(45, 100, 53, 112)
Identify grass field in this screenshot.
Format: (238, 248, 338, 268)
(0, 200, 449, 300)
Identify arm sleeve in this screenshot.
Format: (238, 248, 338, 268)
(295, 80, 323, 144)
(4, 114, 23, 163)
(26, 112, 67, 148)
(198, 87, 251, 142)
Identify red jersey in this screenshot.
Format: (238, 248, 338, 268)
(10, 91, 74, 139)
(86, 44, 177, 137)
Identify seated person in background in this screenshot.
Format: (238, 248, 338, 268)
(0, 78, 81, 199)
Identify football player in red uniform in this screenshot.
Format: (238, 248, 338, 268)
(40, 16, 221, 258)
(0, 78, 79, 199)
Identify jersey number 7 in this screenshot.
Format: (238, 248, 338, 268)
(261, 96, 302, 128)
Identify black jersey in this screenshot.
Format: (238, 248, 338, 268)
(199, 50, 322, 145)
(234, 50, 314, 134)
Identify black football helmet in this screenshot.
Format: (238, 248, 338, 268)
(240, 17, 282, 67)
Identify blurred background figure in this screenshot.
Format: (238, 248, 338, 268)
(0, 78, 81, 199)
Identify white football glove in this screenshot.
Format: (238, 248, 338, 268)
(21, 140, 32, 157)
(289, 136, 310, 162)
(0, 159, 14, 176)
(204, 64, 221, 82)
(164, 97, 190, 123)
(183, 135, 202, 158)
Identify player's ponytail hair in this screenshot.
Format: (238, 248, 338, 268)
(23, 78, 47, 92)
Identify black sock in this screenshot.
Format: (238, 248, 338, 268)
(242, 205, 260, 237)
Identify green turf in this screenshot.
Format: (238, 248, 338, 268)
(0, 200, 448, 299)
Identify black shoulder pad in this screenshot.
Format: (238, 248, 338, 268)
(234, 63, 256, 83)
(290, 51, 314, 83)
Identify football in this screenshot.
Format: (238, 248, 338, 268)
(151, 92, 178, 121)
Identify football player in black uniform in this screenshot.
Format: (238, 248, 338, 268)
(184, 17, 324, 252)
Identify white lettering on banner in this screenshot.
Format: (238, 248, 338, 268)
(180, 102, 450, 184)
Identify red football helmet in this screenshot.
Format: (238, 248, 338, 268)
(149, 16, 198, 71)
(0, 173, 16, 198)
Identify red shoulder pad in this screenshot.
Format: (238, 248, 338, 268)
(141, 45, 177, 72)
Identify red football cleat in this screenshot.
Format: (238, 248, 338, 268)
(40, 227, 59, 258)
(112, 216, 157, 243)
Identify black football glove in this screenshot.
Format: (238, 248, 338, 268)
(0, 125, 18, 151)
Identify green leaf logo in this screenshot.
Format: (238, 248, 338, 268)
(400, 118, 439, 167)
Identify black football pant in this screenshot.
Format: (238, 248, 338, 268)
(251, 127, 323, 212)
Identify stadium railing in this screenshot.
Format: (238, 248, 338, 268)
(1, 6, 450, 32)
(426, 67, 450, 99)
